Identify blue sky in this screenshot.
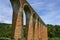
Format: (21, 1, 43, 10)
(0, 0, 60, 25)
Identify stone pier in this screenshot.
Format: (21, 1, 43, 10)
(10, 0, 48, 40)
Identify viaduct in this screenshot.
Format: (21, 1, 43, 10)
(10, 0, 48, 40)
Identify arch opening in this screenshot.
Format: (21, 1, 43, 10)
(23, 5, 31, 25)
(23, 5, 31, 39)
(24, 5, 31, 14)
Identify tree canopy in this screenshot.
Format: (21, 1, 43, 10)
(0, 23, 60, 38)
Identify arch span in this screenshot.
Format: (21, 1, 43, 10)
(24, 5, 31, 40)
(10, 0, 48, 40)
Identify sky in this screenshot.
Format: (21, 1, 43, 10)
(0, 0, 60, 25)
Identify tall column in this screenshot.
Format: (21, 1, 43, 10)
(12, 10, 23, 40)
(40, 24, 43, 40)
(27, 14, 34, 40)
(43, 26, 48, 40)
(46, 27, 48, 40)
(34, 17, 39, 40)
(41, 24, 48, 40)
(10, 0, 23, 40)
(42, 25, 45, 40)
(26, 14, 31, 40)
(39, 22, 41, 40)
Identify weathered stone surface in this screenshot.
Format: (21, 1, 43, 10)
(34, 17, 39, 40)
(39, 22, 41, 40)
(27, 14, 34, 40)
(10, 0, 48, 40)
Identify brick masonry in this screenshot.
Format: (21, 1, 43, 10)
(10, 0, 48, 40)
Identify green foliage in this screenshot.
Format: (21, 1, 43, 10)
(0, 23, 12, 38)
(18, 38, 21, 40)
(0, 23, 27, 39)
(47, 24, 60, 38)
(0, 23, 60, 40)
(48, 37, 60, 40)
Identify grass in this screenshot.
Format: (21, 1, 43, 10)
(49, 37, 60, 40)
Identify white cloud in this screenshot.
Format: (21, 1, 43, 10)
(41, 10, 60, 25)
(0, 0, 12, 24)
(31, 2, 45, 6)
(0, 0, 60, 25)
(31, 1, 60, 25)
(0, 15, 12, 24)
(3, 20, 12, 24)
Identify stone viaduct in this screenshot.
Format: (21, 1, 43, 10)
(10, 0, 48, 40)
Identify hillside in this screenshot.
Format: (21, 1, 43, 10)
(0, 23, 12, 38)
(0, 23, 60, 39)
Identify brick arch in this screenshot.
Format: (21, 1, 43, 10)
(24, 5, 32, 40)
(10, 0, 48, 40)
(24, 5, 31, 14)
